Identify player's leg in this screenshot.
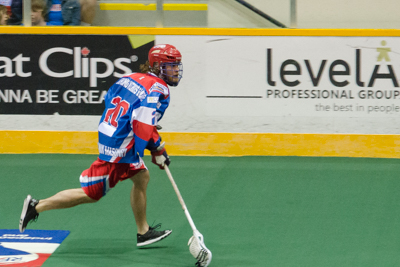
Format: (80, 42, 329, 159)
(19, 189, 96, 233)
(36, 188, 97, 212)
(19, 159, 107, 233)
(130, 169, 172, 247)
(130, 169, 150, 235)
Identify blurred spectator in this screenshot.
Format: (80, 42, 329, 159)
(0, 4, 9, 25)
(31, 0, 46, 25)
(79, 0, 95, 25)
(7, 0, 21, 25)
(7, 0, 80, 25)
(47, 0, 80, 25)
(0, 0, 11, 16)
(47, 0, 63, 25)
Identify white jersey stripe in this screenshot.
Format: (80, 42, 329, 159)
(80, 174, 108, 183)
(131, 106, 156, 125)
(98, 122, 117, 137)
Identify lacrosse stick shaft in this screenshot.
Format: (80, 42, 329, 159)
(164, 165, 197, 232)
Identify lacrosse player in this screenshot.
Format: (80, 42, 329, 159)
(19, 44, 183, 247)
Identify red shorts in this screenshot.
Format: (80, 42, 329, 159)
(80, 158, 147, 200)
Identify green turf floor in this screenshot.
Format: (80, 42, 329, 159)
(1, 154, 400, 267)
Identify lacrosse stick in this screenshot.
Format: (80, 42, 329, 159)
(164, 165, 212, 267)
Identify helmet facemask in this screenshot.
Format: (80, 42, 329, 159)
(159, 61, 183, 86)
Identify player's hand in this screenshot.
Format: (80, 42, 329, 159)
(151, 142, 170, 169)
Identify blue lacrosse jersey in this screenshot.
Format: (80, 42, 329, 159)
(97, 72, 170, 163)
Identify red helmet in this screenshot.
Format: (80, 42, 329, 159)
(148, 44, 183, 86)
(148, 44, 182, 67)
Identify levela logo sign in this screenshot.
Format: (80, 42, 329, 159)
(266, 40, 400, 99)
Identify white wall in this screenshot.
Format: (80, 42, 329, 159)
(91, 0, 400, 28)
(297, 0, 400, 29)
(208, 0, 400, 29)
(207, 0, 285, 28)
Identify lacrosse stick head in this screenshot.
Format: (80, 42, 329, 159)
(188, 230, 212, 267)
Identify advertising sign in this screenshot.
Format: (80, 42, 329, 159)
(204, 36, 400, 118)
(0, 35, 154, 115)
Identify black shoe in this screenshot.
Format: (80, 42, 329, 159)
(19, 195, 39, 233)
(137, 223, 172, 247)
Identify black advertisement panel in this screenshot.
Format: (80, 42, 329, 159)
(0, 34, 154, 115)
